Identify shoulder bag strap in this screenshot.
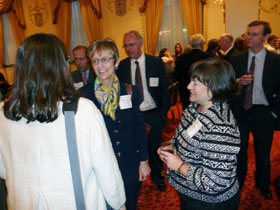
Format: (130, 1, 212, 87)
(63, 97, 86, 210)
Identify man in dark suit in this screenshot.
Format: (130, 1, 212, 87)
(71, 45, 95, 89)
(230, 20, 280, 200)
(218, 33, 239, 61)
(174, 34, 212, 110)
(117, 30, 170, 192)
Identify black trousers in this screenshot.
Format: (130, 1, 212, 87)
(142, 109, 165, 184)
(179, 190, 240, 210)
(124, 181, 142, 210)
(236, 106, 274, 189)
(0, 178, 7, 210)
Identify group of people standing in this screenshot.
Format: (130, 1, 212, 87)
(162, 19, 280, 210)
(0, 19, 280, 210)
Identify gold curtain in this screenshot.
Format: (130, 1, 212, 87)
(180, 0, 202, 36)
(79, 0, 101, 43)
(144, 0, 164, 55)
(51, 0, 72, 53)
(8, 0, 26, 47)
(0, 0, 26, 67)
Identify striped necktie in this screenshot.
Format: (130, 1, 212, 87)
(243, 56, 255, 111)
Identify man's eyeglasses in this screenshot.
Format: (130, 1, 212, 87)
(246, 32, 263, 37)
(122, 41, 139, 48)
(91, 57, 114, 65)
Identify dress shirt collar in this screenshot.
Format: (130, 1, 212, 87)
(249, 48, 266, 61)
(224, 47, 233, 55)
(132, 52, 145, 64)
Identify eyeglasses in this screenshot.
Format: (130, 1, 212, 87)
(91, 57, 114, 65)
(246, 32, 263, 37)
(122, 41, 139, 48)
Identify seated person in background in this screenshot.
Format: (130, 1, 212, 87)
(0, 33, 126, 210)
(79, 38, 150, 210)
(206, 39, 223, 57)
(159, 58, 241, 210)
(71, 45, 95, 89)
(159, 48, 175, 85)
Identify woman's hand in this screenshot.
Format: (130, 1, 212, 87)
(157, 147, 182, 171)
(139, 160, 151, 181)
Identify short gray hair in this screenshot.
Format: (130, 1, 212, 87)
(190, 34, 204, 48)
(222, 33, 234, 44)
(124, 30, 143, 43)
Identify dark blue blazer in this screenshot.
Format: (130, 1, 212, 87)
(229, 50, 280, 119)
(79, 82, 148, 186)
(71, 69, 95, 85)
(117, 54, 170, 117)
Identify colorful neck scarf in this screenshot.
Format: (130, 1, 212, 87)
(94, 75, 119, 120)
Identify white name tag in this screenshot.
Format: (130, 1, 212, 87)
(149, 77, 159, 87)
(74, 82, 84, 90)
(119, 95, 132, 110)
(186, 118, 203, 138)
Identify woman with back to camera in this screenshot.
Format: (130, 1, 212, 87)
(79, 38, 150, 210)
(158, 58, 241, 210)
(0, 33, 126, 210)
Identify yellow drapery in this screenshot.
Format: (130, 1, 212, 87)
(180, 0, 203, 36)
(0, 0, 25, 67)
(144, 0, 164, 55)
(9, 0, 26, 46)
(79, 0, 101, 43)
(51, 0, 72, 53)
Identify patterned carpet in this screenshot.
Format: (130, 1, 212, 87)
(137, 103, 280, 210)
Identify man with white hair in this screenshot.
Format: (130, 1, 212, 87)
(174, 34, 212, 109)
(218, 33, 238, 61)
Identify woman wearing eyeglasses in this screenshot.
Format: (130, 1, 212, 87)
(79, 38, 150, 210)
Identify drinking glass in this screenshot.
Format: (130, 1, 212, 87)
(160, 141, 174, 177)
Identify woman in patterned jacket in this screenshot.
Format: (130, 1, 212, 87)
(158, 58, 241, 210)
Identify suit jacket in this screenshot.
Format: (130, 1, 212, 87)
(229, 50, 280, 119)
(79, 82, 149, 186)
(174, 49, 213, 83)
(71, 69, 95, 85)
(117, 54, 170, 117)
(224, 48, 239, 62)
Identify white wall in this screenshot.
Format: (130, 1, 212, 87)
(226, 0, 259, 39)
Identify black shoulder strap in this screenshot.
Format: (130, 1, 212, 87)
(63, 95, 80, 115)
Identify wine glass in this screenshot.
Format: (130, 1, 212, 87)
(160, 141, 174, 177)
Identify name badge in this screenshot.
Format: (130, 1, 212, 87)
(186, 118, 202, 138)
(74, 82, 84, 90)
(119, 95, 132, 110)
(149, 77, 159, 87)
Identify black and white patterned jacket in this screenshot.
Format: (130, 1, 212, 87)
(168, 102, 240, 203)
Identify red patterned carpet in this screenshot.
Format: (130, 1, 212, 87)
(137, 103, 280, 210)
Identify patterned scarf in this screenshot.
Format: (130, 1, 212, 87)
(94, 75, 119, 120)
